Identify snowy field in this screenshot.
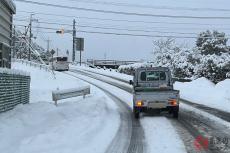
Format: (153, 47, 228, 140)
(74, 66, 230, 113)
(0, 62, 120, 153)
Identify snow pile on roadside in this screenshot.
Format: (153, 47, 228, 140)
(3, 61, 121, 153)
(0, 90, 120, 153)
(175, 77, 230, 112)
(12, 62, 86, 103)
(141, 117, 186, 153)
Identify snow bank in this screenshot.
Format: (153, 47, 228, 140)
(12, 62, 86, 103)
(0, 90, 120, 153)
(175, 77, 230, 112)
(2, 61, 120, 153)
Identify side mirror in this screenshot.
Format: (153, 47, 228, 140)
(129, 80, 134, 85)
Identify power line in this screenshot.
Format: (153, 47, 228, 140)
(65, 0, 230, 12)
(16, 10, 230, 26)
(14, 0, 230, 19)
(14, 24, 230, 39)
(14, 18, 230, 32)
(14, 19, 198, 35)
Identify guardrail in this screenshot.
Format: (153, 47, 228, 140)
(52, 85, 90, 106)
(0, 69, 30, 113)
(87, 59, 139, 66)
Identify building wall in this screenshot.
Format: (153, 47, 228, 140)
(0, 0, 15, 68)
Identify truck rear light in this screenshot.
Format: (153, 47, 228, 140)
(136, 100, 143, 107)
(169, 99, 177, 106)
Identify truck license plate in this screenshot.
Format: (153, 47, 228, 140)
(148, 102, 166, 108)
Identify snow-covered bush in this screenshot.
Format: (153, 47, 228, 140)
(193, 30, 230, 82)
(180, 47, 230, 82)
(196, 30, 229, 55)
(118, 62, 152, 75)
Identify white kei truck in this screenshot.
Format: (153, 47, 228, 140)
(129, 67, 180, 119)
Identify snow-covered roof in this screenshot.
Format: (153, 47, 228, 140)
(0, 68, 30, 76)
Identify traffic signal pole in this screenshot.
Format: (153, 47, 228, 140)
(72, 19, 76, 62)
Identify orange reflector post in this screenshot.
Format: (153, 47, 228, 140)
(169, 99, 177, 106)
(136, 100, 143, 107)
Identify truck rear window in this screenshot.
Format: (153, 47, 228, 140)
(57, 57, 68, 62)
(140, 71, 166, 81)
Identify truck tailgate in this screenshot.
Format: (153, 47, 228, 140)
(134, 90, 179, 103)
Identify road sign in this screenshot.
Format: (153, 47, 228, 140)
(75, 38, 84, 51)
(50, 49, 55, 55)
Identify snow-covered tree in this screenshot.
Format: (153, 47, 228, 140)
(152, 38, 175, 67)
(152, 38, 194, 78)
(196, 30, 229, 55)
(193, 52, 230, 83)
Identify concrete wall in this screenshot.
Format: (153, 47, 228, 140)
(0, 0, 16, 68)
(0, 70, 30, 113)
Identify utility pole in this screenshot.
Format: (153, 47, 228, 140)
(46, 38, 51, 52)
(57, 48, 59, 56)
(28, 14, 33, 61)
(72, 19, 76, 62)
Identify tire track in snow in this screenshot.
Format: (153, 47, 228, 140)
(64, 71, 146, 153)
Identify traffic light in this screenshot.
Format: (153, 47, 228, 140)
(56, 29, 64, 34)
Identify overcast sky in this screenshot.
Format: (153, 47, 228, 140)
(13, 0, 230, 61)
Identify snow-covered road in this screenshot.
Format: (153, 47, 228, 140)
(69, 67, 230, 153)
(66, 70, 187, 153)
(3, 61, 230, 153)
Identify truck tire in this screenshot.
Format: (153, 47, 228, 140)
(133, 107, 140, 119)
(173, 110, 178, 119)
